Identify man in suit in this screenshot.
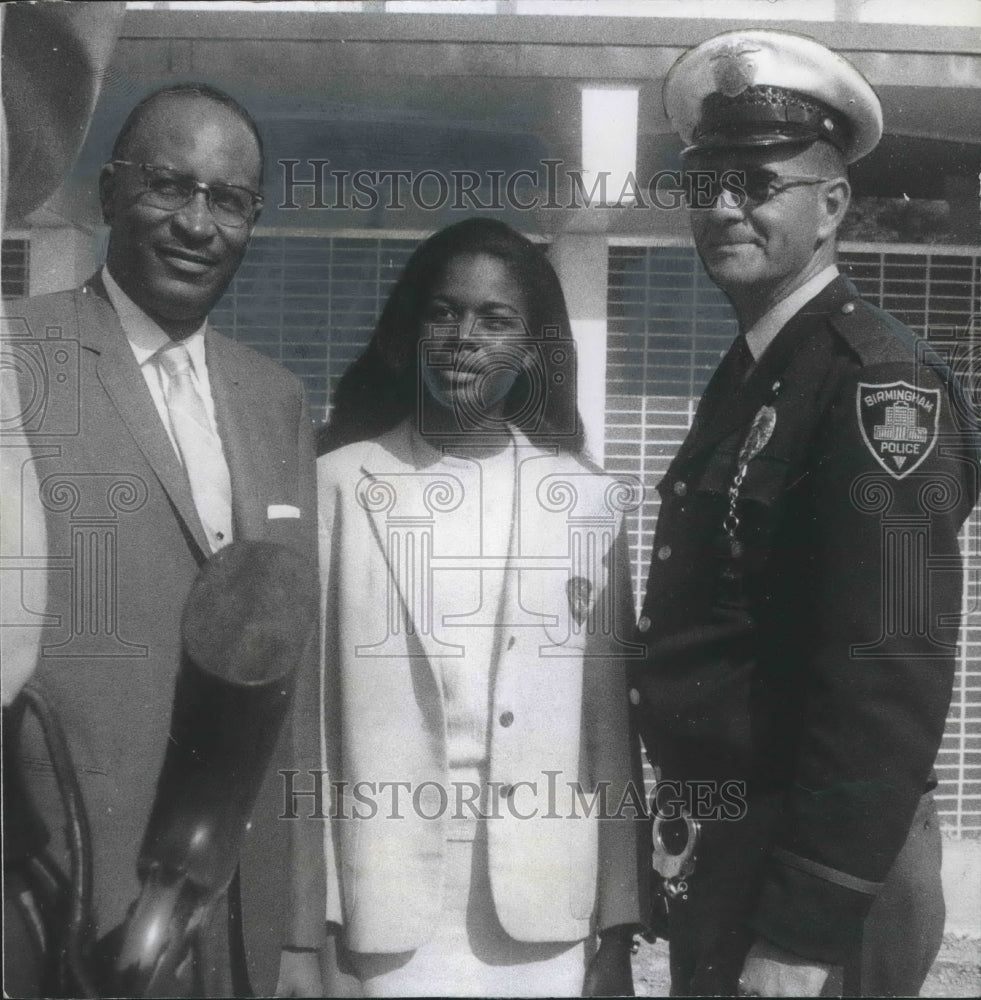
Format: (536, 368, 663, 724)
(3, 84, 319, 995)
(630, 30, 979, 997)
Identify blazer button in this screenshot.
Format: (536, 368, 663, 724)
(841, 301, 856, 315)
(657, 545, 672, 561)
(673, 480, 687, 497)
(638, 615, 652, 633)
(499, 711, 514, 728)
(629, 688, 641, 706)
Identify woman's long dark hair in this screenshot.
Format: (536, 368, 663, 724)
(317, 218, 584, 455)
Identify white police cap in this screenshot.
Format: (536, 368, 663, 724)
(663, 30, 883, 164)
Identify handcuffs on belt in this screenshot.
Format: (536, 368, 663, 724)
(651, 814, 700, 900)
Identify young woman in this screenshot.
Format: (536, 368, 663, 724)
(292, 219, 645, 997)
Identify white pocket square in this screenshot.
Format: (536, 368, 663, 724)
(267, 504, 301, 519)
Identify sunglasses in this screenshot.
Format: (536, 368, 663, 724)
(683, 167, 831, 210)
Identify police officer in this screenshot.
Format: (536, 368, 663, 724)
(631, 30, 979, 997)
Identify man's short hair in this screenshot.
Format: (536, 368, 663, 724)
(110, 82, 265, 185)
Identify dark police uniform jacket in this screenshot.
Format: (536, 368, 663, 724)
(631, 274, 978, 965)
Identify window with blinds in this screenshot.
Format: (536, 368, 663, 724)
(2, 238, 30, 299)
(606, 243, 981, 835)
(211, 235, 418, 423)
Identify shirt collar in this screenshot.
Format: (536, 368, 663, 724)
(744, 265, 839, 361)
(101, 265, 208, 373)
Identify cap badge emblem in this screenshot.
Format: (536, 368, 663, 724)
(710, 42, 760, 97)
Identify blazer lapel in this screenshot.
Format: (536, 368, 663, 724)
(681, 276, 856, 464)
(206, 331, 265, 542)
(358, 422, 468, 666)
(506, 432, 571, 646)
(81, 278, 211, 558)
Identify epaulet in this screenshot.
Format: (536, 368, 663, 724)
(829, 295, 971, 440)
(827, 295, 922, 367)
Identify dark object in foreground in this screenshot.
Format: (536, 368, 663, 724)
(111, 541, 318, 996)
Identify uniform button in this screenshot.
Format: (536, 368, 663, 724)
(629, 688, 641, 706)
(841, 301, 856, 315)
(499, 711, 514, 728)
(638, 615, 652, 633)
(657, 545, 672, 561)
(673, 481, 687, 497)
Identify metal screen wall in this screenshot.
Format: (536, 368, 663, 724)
(606, 243, 981, 836)
(1, 238, 30, 300)
(210, 235, 418, 423)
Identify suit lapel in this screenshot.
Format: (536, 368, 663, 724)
(81, 278, 211, 558)
(206, 331, 265, 542)
(681, 276, 856, 464)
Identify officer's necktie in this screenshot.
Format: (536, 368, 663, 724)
(156, 342, 233, 552)
(731, 333, 755, 384)
(695, 334, 754, 430)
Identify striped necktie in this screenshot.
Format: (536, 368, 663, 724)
(156, 342, 233, 552)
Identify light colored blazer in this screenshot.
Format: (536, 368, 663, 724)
(299, 420, 646, 955)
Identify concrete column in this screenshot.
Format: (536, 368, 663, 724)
(28, 225, 100, 296)
(547, 233, 609, 464)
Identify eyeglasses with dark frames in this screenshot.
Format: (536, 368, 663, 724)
(683, 167, 831, 210)
(108, 160, 263, 228)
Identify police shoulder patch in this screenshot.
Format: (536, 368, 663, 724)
(856, 380, 941, 479)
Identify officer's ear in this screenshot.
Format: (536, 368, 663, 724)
(817, 174, 851, 241)
(99, 162, 117, 226)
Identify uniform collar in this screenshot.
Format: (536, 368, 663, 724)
(101, 264, 208, 373)
(744, 264, 839, 361)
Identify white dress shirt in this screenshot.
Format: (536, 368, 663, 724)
(744, 264, 839, 361)
(101, 265, 220, 457)
(408, 428, 517, 794)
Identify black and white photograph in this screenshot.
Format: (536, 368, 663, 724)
(2, 1, 979, 996)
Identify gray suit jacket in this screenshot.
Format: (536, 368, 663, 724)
(6, 275, 319, 994)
